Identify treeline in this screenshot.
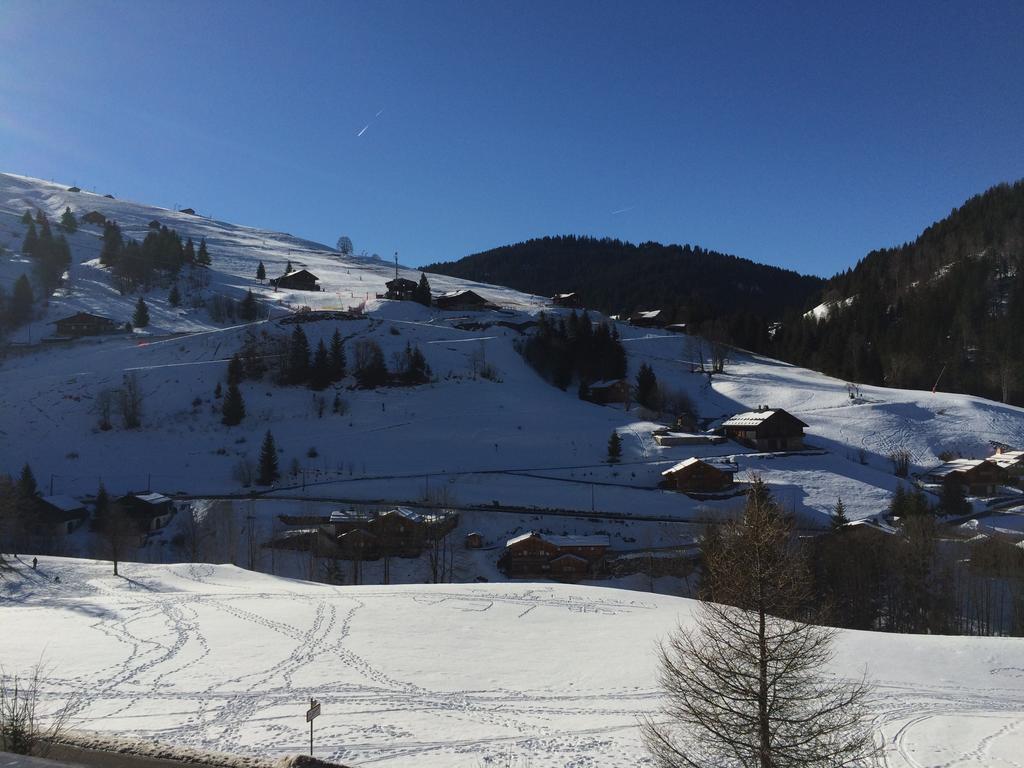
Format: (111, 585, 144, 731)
(425, 235, 824, 321)
(0, 210, 74, 328)
(769, 180, 1024, 404)
(516, 311, 626, 390)
(706, 482, 1024, 636)
(100, 221, 211, 293)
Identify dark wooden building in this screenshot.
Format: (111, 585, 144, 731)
(271, 269, 321, 291)
(262, 528, 342, 558)
(51, 312, 120, 338)
(81, 211, 107, 226)
(114, 492, 176, 533)
(551, 292, 581, 308)
(991, 450, 1024, 486)
(385, 277, 418, 301)
(581, 379, 630, 406)
(433, 289, 495, 311)
(660, 458, 736, 493)
(498, 532, 610, 581)
(924, 459, 1008, 496)
(179, 207, 196, 215)
(630, 309, 667, 327)
(464, 531, 484, 549)
(35, 496, 89, 537)
(721, 408, 807, 451)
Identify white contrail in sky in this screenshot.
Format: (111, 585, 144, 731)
(356, 124, 370, 137)
(375, 109, 384, 118)
(610, 205, 635, 215)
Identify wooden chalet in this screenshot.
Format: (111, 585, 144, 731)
(498, 532, 610, 581)
(581, 378, 630, 406)
(720, 408, 807, 451)
(271, 269, 321, 291)
(336, 528, 379, 560)
(630, 309, 667, 328)
(81, 211, 107, 226)
(433, 289, 495, 311)
(262, 528, 342, 558)
(464, 531, 484, 549)
(148, 219, 161, 229)
(35, 495, 89, 536)
(114, 492, 176, 533)
(179, 207, 196, 215)
(551, 292, 581, 308)
(51, 311, 120, 338)
(660, 457, 736, 493)
(991, 449, 1024, 486)
(924, 459, 1008, 496)
(385, 277, 418, 301)
(67, 186, 81, 192)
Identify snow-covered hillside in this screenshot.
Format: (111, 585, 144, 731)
(2, 557, 1023, 767)
(3, 172, 1024, 530)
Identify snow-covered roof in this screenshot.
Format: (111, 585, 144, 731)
(634, 310, 662, 319)
(553, 292, 576, 299)
(660, 457, 736, 476)
(926, 459, 986, 478)
(991, 450, 1024, 468)
(505, 532, 610, 548)
(133, 492, 171, 505)
(329, 509, 366, 522)
(588, 379, 625, 389)
(721, 409, 807, 428)
(380, 507, 424, 522)
(40, 495, 85, 512)
(844, 519, 898, 536)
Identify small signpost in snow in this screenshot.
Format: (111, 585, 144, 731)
(306, 697, 321, 756)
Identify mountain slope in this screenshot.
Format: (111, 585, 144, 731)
(770, 180, 1024, 404)
(423, 235, 825, 321)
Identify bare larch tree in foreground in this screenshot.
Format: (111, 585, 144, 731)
(643, 479, 879, 768)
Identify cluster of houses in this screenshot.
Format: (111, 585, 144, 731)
(26, 491, 177, 543)
(922, 449, 1024, 496)
(264, 507, 459, 561)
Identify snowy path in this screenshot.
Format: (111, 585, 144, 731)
(3, 558, 1023, 767)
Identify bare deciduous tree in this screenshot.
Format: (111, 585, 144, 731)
(642, 481, 878, 768)
(0, 660, 80, 757)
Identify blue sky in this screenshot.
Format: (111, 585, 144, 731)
(1, 1, 1022, 277)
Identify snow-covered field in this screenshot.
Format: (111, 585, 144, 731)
(4, 172, 1024, 531)
(2, 557, 1023, 767)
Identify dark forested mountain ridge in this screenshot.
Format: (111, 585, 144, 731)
(772, 180, 1024, 405)
(423, 236, 825, 324)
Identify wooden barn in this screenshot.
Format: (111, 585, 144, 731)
(262, 528, 342, 558)
(179, 207, 196, 215)
(336, 528, 379, 560)
(433, 289, 495, 311)
(498, 532, 610, 581)
(721, 408, 808, 451)
(991, 449, 1024, 486)
(35, 496, 89, 537)
(385, 277, 418, 301)
(660, 457, 736, 493)
(114, 492, 176, 533)
(630, 309, 666, 327)
(924, 459, 1007, 496)
(464, 531, 484, 549)
(271, 269, 321, 291)
(581, 379, 630, 405)
(81, 211, 107, 226)
(51, 312, 120, 338)
(551, 292, 581, 308)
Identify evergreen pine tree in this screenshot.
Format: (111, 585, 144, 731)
(257, 430, 279, 485)
(197, 238, 211, 266)
(286, 325, 310, 384)
(183, 237, 196, 264)
(285, 260, 293, 274)
(94, 482, 109, 521)
(240, 289, 258, 321)
(21, 209, 32, 225)
(60, 206, 78, 233)
(11, 274, 33, 324)
(414, 272, 432, 306)
(17, 463, 38, 498)
(132, 297, 150, 327)
(635, 362, 658, 409)
(831, 497, 850, 529)
(221, 382, 246, 426)
(607, 431, 622, 463)
(328, 329, 346, 381)
(22, 221, 37, 254)
(309, 339, 331, 390)
(227, 353, 244, 385)
(214, 382, 222, 398)
(37, 213, 52, 241)
(168, 284, 181, 307)
(256, 261, 266, 282)
(99, 221, 124, 267)
(34, 209, 46, 225)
